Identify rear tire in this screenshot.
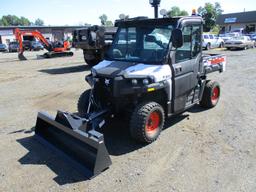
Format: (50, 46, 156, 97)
(83, 50, 102, 67)
(85, 59, 100, 67)
(77, 89, 91, 116)
(200, 81, 220, 108)
(130, 102, 165, 143)
(206, 43, 211, 50)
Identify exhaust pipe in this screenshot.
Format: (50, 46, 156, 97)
(34, 110, 111, 178)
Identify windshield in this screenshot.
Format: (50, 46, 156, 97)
(227, 33, 238, 37)
(10, 43, 18, 47)
(106, 24, 173, 63)
(32, 41, 41, 45)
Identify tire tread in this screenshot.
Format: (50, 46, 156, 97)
(200, 81, 220, 108)
(130, 102, 165, 143)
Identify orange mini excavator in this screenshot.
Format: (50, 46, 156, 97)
(15, 28, 73, 60)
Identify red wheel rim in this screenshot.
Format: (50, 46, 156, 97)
(211, 86, 219, 104)
(146, 111, 160, 134)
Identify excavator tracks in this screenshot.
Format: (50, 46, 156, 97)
(43, 51, 74, 58)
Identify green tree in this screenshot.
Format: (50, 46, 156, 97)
(198, 2, 223, 32)
(0, 17, 8, 26)
(168, 6, 188, 17)
(2, 15, 19, 25)
(99, 14, 108, 25)
(105, 20, 113, 26)
(0, 15, 31, 26)
(211, 25, 220, 34)
(119, 14, 129, 19)
(20, 16, 30, 26)
(34, 18, 44, 26)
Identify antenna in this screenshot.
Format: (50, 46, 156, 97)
(149, 0, 161, 18)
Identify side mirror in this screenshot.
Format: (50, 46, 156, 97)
(171, 29, 183, 48)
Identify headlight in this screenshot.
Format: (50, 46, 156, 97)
(131, 78, 152, 86)
(143, 79, 149, 85)
(131, 79, 138, 85)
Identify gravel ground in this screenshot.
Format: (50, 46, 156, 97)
(0, 48, 256, 192)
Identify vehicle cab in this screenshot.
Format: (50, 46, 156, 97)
(89, 16, 206, 114)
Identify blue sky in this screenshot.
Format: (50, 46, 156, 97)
(0, 0, 255, 26)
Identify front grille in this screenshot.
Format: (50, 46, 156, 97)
(94, 77, 113, 106)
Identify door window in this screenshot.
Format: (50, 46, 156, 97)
(175, 26, 192, 63)
(209, 35, 214, 39)
(175, 25, 201, 62)
(192, 25, 201, 58)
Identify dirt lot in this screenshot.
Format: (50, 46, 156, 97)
(0, 49, 256, 192)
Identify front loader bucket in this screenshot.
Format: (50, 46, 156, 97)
(34, 111, 111, 178)
(18, 53, 27, 61)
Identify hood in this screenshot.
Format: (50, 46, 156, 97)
(93, 60, 137, 78)
(93, 60, 172, 82)
(226, 39, 244, 44)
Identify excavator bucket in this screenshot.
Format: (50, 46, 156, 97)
(34, 110, 111, 178)
(18, 53, 27, 61)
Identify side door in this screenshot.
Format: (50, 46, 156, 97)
(209, 34, 216, 48)
(202, 34, 209, 49)
(172, 24, 202, 113)
(213, 35, 220, 47)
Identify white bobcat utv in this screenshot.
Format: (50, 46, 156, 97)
(35, 15, 226, 177)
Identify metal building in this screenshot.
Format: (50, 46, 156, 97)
(216, 10, 256, 33)
(0, 25, 87, 45)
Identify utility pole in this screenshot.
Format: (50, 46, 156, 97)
(149, 0, 161, 18)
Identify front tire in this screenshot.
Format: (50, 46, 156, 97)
(77, 89, 91, 116)
(130, 102, 165, 143)
(200, 81, 220, 108)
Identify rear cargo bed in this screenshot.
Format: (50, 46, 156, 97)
(203, 54, 226, 74)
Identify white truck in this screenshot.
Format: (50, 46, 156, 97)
(202, 33, 225, 50)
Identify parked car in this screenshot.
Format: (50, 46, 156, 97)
(225, 36, 254, 50)
(8, 42, 19, 52)
(251, 35, 256, 47)
(0, 43, 8, 52)
(22, 40, 32, 50)
(219, 34, 231, 42)
(219, 32, 241, 42)
(31, 41, 44, 51)
(230, 28, 244, 34)
(247, 33, 256, 46)
(202, 33, 224, 50)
